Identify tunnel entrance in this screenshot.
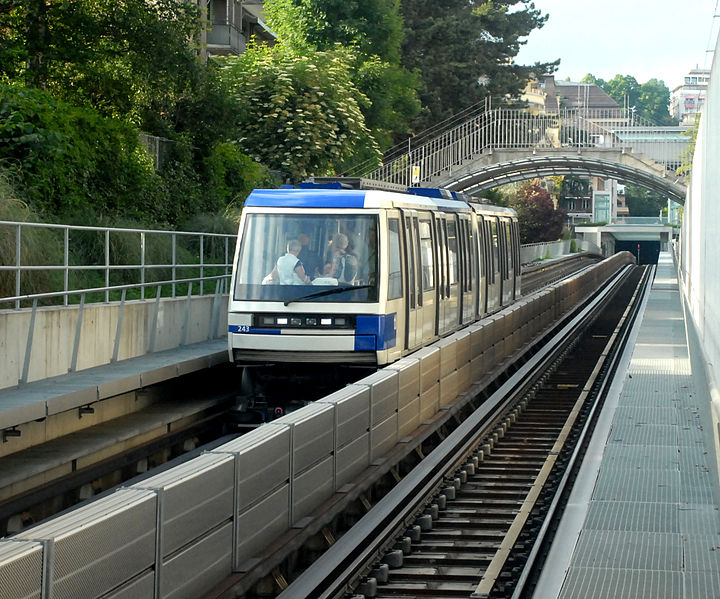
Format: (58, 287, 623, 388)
(615, 240, 661, 265)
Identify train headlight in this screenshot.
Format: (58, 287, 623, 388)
(276, 317, 288, 325)
(320, 318, 332, 326)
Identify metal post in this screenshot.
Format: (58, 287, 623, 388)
(140, 232, 146, 300)
(172, 233, 177, 298)
(64, 228, 69, 306)
(15, 224, 21, 310)
(200, 235, 205, 296)
(105, 229, 110, 303)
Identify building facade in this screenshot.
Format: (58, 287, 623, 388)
(670, 68, 710, 124)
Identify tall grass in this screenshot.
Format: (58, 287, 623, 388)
(0, 172, 65, 302)
(0, 171, 235, 306)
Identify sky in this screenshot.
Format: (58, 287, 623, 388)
(515, 0, 720, 90)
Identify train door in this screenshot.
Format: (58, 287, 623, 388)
(445, 218, 460, 330)
(401, 210, 421, 350)
(433, 213, 448, 335)
(458, 215, 475, 324)
(387, 216, 405, 356)
(486, 217, 501, 313)
(511, 220, 521, 298)
(474, 214, 487, 318)
(499, 217, 514, 305)
(417, 216, 437, 344)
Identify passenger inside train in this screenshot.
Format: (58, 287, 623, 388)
(236, 213, 379, 302)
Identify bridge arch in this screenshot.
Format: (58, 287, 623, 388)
(361, 107, 691, 203)
(441, 155, 688, 203)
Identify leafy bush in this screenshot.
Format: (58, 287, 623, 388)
(0, 83, 161, 220)
(217, 44, 382, 182)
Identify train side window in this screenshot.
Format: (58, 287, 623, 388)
(446, 220, 458, 287)
(482, 219, 493, 285)
(413, 217, 423, 306)
(388, 218, 402, 300)
(497, 218, 506, 279)
(490, 219, 499, 282)
(505, 220, 515, 272)
(419, 219, 434, 290)
(465, 218, 474, 292)
(404, 216, 416, 308)
(437, 219, 447, 298)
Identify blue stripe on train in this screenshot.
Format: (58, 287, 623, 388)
(354, 313, 397, 351)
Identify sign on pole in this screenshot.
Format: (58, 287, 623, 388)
(411, 165, 421, 184)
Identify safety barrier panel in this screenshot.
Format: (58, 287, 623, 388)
(0, 252, 634, 599)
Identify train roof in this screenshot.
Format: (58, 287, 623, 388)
(244, 188, 516, 217)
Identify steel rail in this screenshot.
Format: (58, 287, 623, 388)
(508, 264, 653, 599)
(473, 265, 650, 597)
(275, 265, 634, 599)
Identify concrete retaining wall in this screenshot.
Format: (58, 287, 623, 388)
(679, 33, 720, 464)
(0, 296, 228, 390)
(520, 239, 602, 264)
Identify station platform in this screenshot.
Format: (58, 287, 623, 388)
(0, 339, 229, 431)
(536, 252, 720, 599)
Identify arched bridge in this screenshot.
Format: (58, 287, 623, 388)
(358, 107, 691, 202)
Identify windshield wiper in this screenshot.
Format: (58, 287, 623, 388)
(283, 284, 372, 306)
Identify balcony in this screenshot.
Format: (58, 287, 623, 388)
(207, 22, 246, 55)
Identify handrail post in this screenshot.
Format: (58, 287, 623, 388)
(105, 229, 110, 303)
(64, 227, 69, 306)
(140, 231, 146, 300)
(172, 233, 177, 298)
(15, 224, 21, 310)
(200, 234, 204, 296)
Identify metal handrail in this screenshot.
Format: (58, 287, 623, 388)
(0, 220, 237, 309)
(0, 274, 230, 306)
(363, 107, 691, 188)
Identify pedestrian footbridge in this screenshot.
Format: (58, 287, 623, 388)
(357, 107, 690, 202)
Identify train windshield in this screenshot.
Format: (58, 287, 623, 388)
(234, 214, 379, 302)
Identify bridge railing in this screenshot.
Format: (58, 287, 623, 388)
(362, 107, 687, 187)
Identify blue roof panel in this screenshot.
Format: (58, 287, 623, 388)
(245, 189, 368, 208)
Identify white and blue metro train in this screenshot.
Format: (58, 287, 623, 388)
(228, 179, 521, 393)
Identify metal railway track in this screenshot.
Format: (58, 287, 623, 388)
(273, 263, 649, 599)
(521, 254, 603, 295)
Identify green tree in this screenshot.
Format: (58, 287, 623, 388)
(0, 83, 162, 220)
(623, 183, 667, 217)
(582, 73, 674, 125)
(217, 44, 382, 182)
(638, 78, 674, 125)
(508, 180, 566, 243)
(264, 0, 421, 149)
(400, 0, 557, 129)
(0, 0, 205, 134)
